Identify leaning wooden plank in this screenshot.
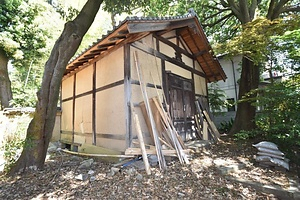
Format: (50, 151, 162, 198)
(202, 121, 209, 140)
(195, 100, 204, 129)
(149, 72, 186, 150)
(125, 148, 191, 156)
(203, 110, 220, 138)
(194, 114, 203, 140)
(160, 117, 184, 164)
(152, 97, 185, 164)
(133, 111, 151, 175)
(150, 64, 189, 164)
(158, 135, 174, 149)
(133, 51, 167, 170)
(153, 97, 190, 164)
(61, 149, 135, 158)
(197, 96, 209, 113)
(132, 141, 156, 150)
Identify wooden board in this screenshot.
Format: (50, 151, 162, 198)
(125, 148, 191, 156)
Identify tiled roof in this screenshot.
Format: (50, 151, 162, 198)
(65, 9, 226, 82)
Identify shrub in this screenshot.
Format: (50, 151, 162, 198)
(234, 130, 260, 141)
(1, 134, 25, 173)
(218, 118, 234, 134)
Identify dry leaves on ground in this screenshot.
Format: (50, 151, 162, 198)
(0, 137, 298, 199)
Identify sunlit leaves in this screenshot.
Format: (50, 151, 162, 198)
(215, 16, 300, 66)
(208, 82, 231, 115)
(0, 0, 64, 107)
(103, 0, 150, 15)
(253, 75, 300, 159)
(273, 26, 300, 69)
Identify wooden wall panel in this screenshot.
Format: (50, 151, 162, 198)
(76, 64, 93, 95)
(195, 61, 204, 73)
(96, 47, 124, 88)
(194, 74, 207, 96)
(182, 54, 193, 67)
(96, 138, 126, 152)
(159, 41, 175, 59)
(61, 100, 73, 131)
(74, 95, 92, 134)
(130, 46, 162, 83)
(165, 61, 191, 79)
(95, 85, 125, 135)
(61, 75, 74, 100)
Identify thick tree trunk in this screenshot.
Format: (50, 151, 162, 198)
(9, 0, 103, 175)
(229, 56, 260, 134)
(225, 0, 293, 135)
(0, 49, 13, 109)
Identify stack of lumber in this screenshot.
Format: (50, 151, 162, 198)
(126, 97, 190, 168)
(253, 141, 289, 170)
(194, 97, 220, 142)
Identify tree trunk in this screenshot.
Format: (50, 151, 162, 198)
(229, 56, 260, 134)
(9, 0, 103, 175)
(0, 49, 12, 109)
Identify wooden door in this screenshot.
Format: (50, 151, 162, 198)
(166, 73, 195, 141)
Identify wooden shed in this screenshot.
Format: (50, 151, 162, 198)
(60, 10, 226, 154)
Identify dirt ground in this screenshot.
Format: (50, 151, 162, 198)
(0, 136, 299, 199)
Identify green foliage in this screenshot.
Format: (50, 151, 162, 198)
(254, 75, 300, 133)
(218, 118, 234, 134)
(1, 124, 27, 173)
(234, 130, 260, 141)
(238, 75, 300, 165)
(54, 3, 80, 21)
(0, 0, 53, 61)
(208, 83, 231, 115)
(103, 0, 150, 15)
(0, 0, 64, 107)
(272, 25, 300, 69)
(216, 16, 300, 65)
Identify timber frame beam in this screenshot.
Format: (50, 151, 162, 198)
(131, 41, 206, 79)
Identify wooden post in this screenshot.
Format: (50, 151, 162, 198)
(133, 112, 151, 175)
